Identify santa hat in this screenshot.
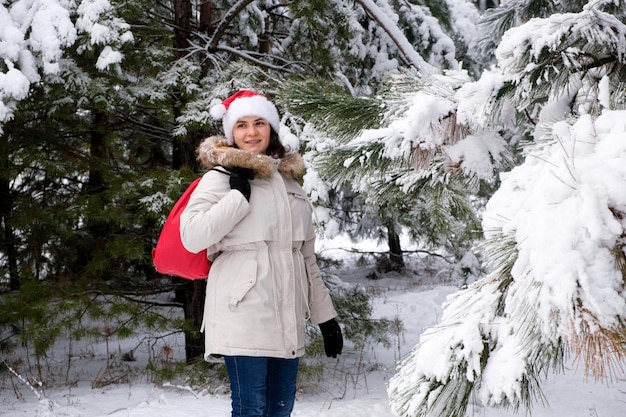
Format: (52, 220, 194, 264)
(210, 90, 280, 145)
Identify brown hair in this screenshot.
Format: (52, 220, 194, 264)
(265, 128, 286, 159)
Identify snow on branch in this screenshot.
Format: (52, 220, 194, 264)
(0, 0, 132, 130)
(336, 69, 510, 189)
(388, 109, 626, 417)
(207, 0, 255, 51)
(355, 0, 435, 74)
(495, 3, 626, 113)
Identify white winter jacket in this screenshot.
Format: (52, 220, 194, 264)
(180, 136, 337, 360)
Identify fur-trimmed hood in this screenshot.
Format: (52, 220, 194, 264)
(196, 136, 305, 180)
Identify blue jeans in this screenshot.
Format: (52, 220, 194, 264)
(223, 356, 299, 417)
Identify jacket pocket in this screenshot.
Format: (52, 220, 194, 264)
(229, 255, 258, 307)
(288, 191, 309, 205)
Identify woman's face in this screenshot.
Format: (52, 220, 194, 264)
(232, 116, 271, 155)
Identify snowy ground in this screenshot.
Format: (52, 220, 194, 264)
(2, 238, 626, 417)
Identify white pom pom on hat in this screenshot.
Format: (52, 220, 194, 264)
(210, 90, 280, 145)
(209, 102, 227, 120)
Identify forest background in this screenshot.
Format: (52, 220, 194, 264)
(2, 1, 626, 417)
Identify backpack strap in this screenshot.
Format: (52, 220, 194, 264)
(211, 166, 231, 176)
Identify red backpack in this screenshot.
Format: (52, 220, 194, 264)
(152, 178, 211, 279)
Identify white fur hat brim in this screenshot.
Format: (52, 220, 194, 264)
(212, 95, 280, 144)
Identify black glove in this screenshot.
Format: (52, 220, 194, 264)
(229, 167, 255, 201)
(318, 318, 343, 358)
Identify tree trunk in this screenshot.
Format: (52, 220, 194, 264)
(386, 220, 405, 271)
(198, 1, 213, 35)
(172, 0, 206, 363)
(172, 0, 198, 171)
(173, 0, 192, 54)
(175, 279, 207, 362)
(73, 110, 109, 281)
(0, 146, 18, 289)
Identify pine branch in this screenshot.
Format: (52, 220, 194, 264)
(280, 80, 384, 142)
(317, 141, 400, 186)
(213, 45, 295, 72)
(498, 5, 626, 115)
(207, 0, 255, 51)
(355, 0, 434, 73)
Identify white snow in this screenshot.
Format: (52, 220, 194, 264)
(443, 132, 509, 180)
(484, 110, 626, 334)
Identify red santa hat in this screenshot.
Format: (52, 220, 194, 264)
(210, 90, 281, 145)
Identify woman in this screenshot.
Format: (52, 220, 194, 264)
(180, 90, 343, 417)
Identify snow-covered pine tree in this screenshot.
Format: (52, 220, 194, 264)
(0, 0, 132, 130)
(0, 0, 195, 375)
(281, 66, 508, 276)
(388, 1, 626, 416)
(176, 0, 484, 122)
(0, 0, 146, 287)
(275, 0, 497, 275)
